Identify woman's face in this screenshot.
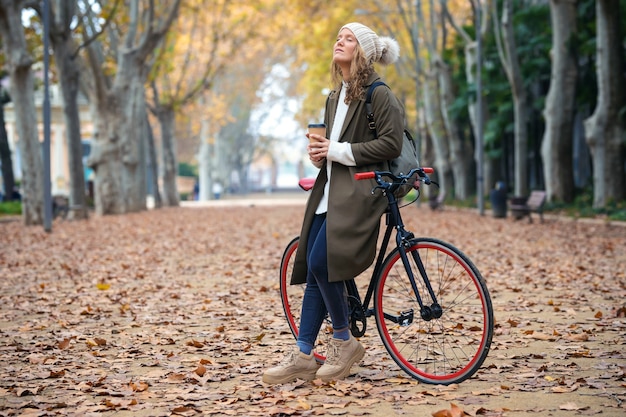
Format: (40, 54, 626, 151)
(333, 28, 358, 67)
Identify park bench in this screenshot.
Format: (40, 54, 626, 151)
(510, 190, 546, 223)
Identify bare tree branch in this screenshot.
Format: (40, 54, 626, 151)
(73, 0, 121, 60)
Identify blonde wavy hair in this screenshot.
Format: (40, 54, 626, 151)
(331, 45, 373, 104)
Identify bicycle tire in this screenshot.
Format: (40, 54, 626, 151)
(374, 237, 493, 384)
(279, 236, 331, 363)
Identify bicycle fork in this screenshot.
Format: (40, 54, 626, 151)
(379, 206, 443, 326)
(355, 209, 444, 330)
(398, 239, 443, 322)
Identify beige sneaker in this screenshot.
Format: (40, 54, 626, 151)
(316, 336, 365, 382)
(262, 347, 320, 384)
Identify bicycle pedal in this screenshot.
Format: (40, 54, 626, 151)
(399, 309, 414, 326)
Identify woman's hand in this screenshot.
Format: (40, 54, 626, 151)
(306, 133, 329, 163)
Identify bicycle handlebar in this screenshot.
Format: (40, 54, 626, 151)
(354, 172, 376, 180)
(354, 166, 436, 204)
(354, 167, 435, 185)
(299, 167, 435, 194)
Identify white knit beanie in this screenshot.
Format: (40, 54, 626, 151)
(340, 22, 400, 65)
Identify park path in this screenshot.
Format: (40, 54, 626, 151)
(0, 198, 625, 416)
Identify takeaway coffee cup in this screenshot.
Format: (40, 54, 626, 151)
(307, 123, 326, 143)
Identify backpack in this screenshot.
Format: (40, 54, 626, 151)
(365, 81, 420, 198)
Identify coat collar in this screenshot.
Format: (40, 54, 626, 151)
(328, 72, 381, 142)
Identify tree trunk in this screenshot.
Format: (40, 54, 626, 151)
(48, 0, 89, 220)
(157, 106, 179, 206)
(144, 111, 161, 208)
(82, 0, 180, 215)
(583, 0, 625, 208)
(436, 58, 473, 200)
(541, 0, 577, 203)
(0, 0, 44, 225)
(197, 116, 213, 201)
(441, 0, 490, 198)
(121, 76, 147, 212)
(57, 56, 88, 219)
(0, 91, 16, 201)
(463, 42, 491, 197)
(86, 59, 147, 214)
(87, 94, 125, 215)
(496, 0, 529, 197)
(422, 73, 453, 200)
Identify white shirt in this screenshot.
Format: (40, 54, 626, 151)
(316, 83, 356, 214)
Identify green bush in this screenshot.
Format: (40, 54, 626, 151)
(604, 200, 626, 222)
(547, 189, 626, 221)
(0, 201, 22, 216)
(178, 162, 198, 178)
(609, 208, 626, 222)
(427, 187, 626, 222)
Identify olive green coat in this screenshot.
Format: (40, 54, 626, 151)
(291, 73, 405, 284)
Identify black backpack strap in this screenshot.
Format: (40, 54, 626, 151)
(365, 81, 388, 138)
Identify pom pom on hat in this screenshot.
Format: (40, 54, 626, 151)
(340, 22, 400, 65)
(378, 36, 400, 65)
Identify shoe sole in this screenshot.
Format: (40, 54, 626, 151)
(317, 344, 365, 382)
(262, 369, 318, 385)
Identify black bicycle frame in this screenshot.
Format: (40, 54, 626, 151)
(346, 189, 442, 331)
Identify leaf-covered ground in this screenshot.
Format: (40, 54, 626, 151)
(1, 197, 625, 416)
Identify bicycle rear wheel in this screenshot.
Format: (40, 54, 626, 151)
(279, 237, 331, 362)
(374, 237, 493, 384)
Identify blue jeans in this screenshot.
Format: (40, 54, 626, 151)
(297, 214, 350, 354)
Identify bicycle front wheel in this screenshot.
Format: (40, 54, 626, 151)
(374, 237, 493, 384)
(279, 237, 331, 362)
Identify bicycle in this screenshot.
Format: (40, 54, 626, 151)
(279, 167, 494, 385)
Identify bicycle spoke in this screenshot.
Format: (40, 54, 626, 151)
(375, 238, 493, 384)
(280, 235, 492, 384)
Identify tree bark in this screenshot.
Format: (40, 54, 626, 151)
(86, 56, 148, 215)
(121, 76, 148, 212)
(541, 0, 577, 203)
(48, 0, 88, 220)
(197, 115, 213, 202)
(144, 111, 161, 208)
(583, 0, 625, 208)
(463, 41, 492, 196)
(0, 0, 44, 225)
(436, 58, 473, 200)
(423, 73, 452, 200)
(494, 0, 529, 197)
(86, 93, 125, 215)
(156, 105, 179, 206)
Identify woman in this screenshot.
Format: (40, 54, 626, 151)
(263, 22, 404, 384)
